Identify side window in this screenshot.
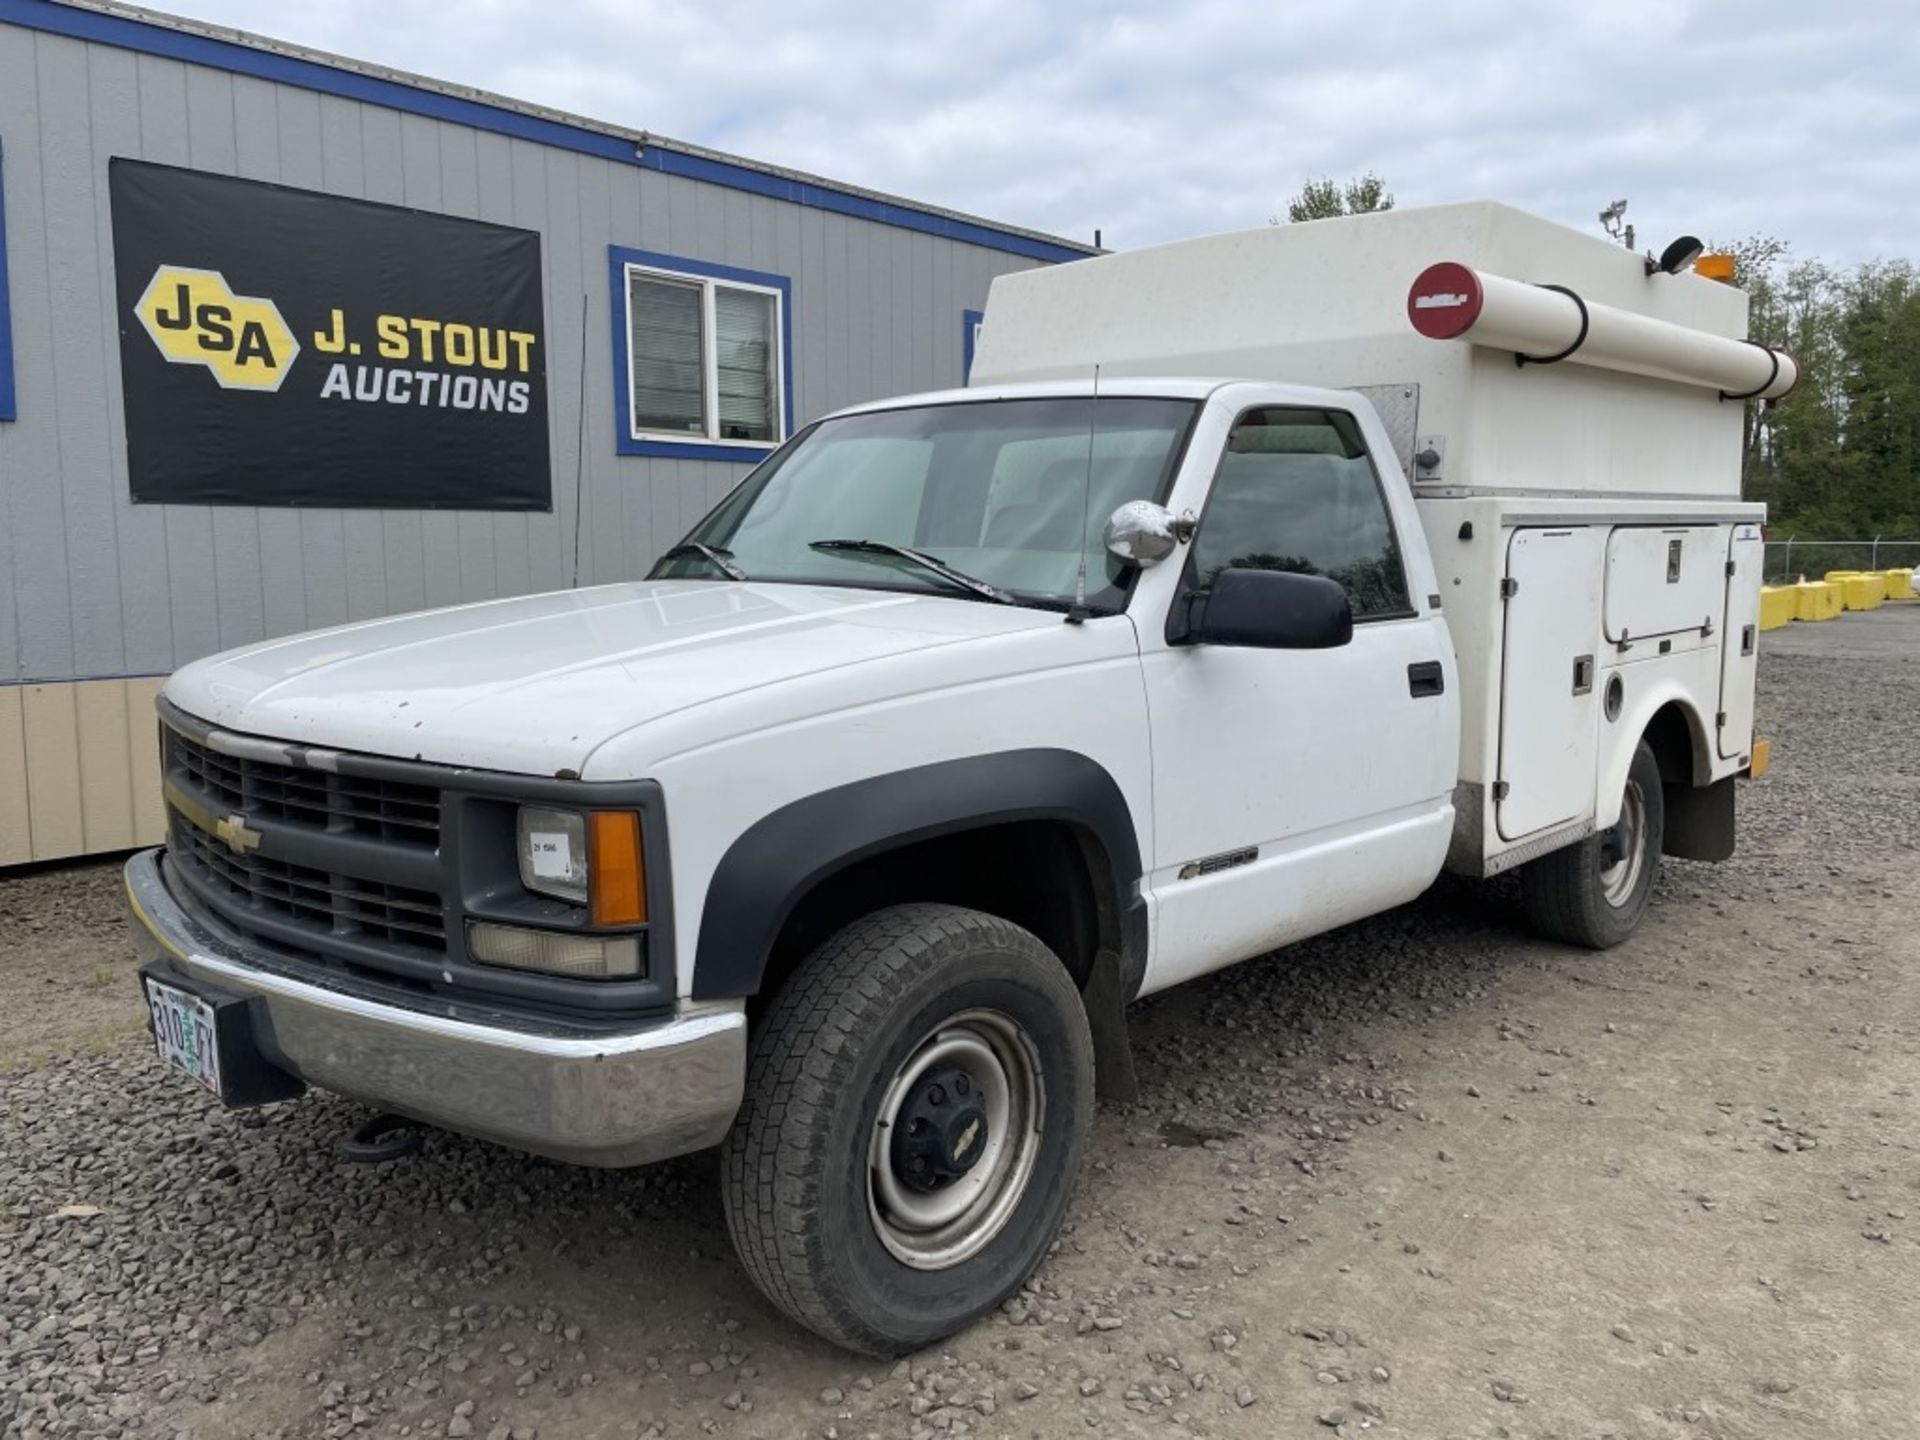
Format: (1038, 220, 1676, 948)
(1189, 407, 1411, 619)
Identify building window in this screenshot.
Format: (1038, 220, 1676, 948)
(962, 307, 985, 384)
(609, 246, 792, 461)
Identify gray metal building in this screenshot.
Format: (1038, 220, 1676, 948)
(0, 0, 1093, 864)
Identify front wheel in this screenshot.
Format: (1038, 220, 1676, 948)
(1522, 739, 1665, 948)
(721, 904, 1094, 1355)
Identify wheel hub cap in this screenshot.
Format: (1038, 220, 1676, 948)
(1599, 776, 1647, 907)
(867, 1009, 1044, 1271)
(890, 1064, 990, 1191)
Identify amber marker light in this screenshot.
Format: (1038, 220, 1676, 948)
(589, 810, 646, 927)
(1694, 253, 1736, 283)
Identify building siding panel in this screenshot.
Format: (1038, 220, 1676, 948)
(96, 43, 179, 672)
(74, 669, 133, 849)
(0, 685, 28, 864)
(7, 32, 77, 682)
(0, 31, 39, 686)
(22, 679, 81, 856)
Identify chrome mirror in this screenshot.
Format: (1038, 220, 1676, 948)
(1103, 500, 1179, 567)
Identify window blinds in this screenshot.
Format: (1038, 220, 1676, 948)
(628, 274, 706, 435)
(714, 287, 775, 442)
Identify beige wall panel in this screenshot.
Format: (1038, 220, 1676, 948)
(76, 680, 135, 852)
(126, 680, 168, 847)
(0, 689, 31, 866)
(23, 684, 84, 861)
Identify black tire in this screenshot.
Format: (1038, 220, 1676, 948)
(721, 903, 1094, 1355)
(1522, 739, 1665, 949)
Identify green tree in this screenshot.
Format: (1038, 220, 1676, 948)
(1835, 261, 1920, 533)
(1714, 232, 1920, 537)
(1281, 173, 1394, 223)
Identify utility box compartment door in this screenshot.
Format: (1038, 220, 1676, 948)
(1498, 527, 1606, 841)
(1718, 522, 1763, 759)
(1604, 526, 1722, 645)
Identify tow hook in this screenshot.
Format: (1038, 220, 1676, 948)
(340, 1112, 424, 1164)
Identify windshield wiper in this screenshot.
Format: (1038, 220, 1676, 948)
(807, 539, 1017, 605)
(657, 542, 747, 582)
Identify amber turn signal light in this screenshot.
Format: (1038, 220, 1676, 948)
(588, 810, 646, 926)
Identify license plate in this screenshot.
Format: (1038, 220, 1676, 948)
(145, 977, 223, 1097)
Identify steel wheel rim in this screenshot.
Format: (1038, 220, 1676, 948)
(868, 1008, 1044, 1271)
(1600, 777, 1647, 906)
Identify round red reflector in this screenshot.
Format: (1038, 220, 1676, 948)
(1407, 262, 1484, 339)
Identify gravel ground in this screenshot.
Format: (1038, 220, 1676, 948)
(4, 605, 1918, 1440)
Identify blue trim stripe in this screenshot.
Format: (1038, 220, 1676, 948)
(0, 0, 1090, 265)
(608, 245, 793, 464)
(0, 135, 15, 422)
(962, 307, 985, 385)
(636, 149, 1086, 264)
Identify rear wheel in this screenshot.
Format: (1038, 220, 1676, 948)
(1522, 739, 1665, 948)
(721, 903, 1094, 1355)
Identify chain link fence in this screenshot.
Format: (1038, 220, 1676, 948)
(1763, 539, 1920, 585)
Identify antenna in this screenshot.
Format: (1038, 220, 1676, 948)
(568, 291, 589, 587)
(1065, 364, 1099, 626)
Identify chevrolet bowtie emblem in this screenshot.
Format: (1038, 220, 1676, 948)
(952, 1117, 981, 1162)
(214, 813, 262, 856)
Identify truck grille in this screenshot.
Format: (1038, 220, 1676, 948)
(169, 727, 440, 847)
(163, 723, 448, 963)
(168, 811, 449, 952)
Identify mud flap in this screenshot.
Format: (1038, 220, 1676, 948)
(1082, 948, 1139, 1104)
(1663, 775, 1736, 862)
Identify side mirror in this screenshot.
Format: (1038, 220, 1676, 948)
(1102, 501, 1180, 567)
(1176, 568, 1353, 649)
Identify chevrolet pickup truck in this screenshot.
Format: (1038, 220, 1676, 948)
(128, 203, 1788, 1354)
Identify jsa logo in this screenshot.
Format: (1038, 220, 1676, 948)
(134, 266, 300, 392)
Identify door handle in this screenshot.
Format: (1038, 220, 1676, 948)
(1407, 660, 1445, 698)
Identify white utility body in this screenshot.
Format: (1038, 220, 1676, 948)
(126, 202, 1784, 1356)
(971, 201, 1783, 883)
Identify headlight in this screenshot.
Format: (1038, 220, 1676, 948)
(515, 806, 648, 927)
(517, 806, 588, 903)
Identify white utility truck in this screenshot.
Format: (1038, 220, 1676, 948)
(128, 203, 1787, 1355)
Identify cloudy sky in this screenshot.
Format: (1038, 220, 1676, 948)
(160, 0, 1919, 267)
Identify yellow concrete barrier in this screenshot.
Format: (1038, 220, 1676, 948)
(1793, 580, 1842, 621)
(1758, 585, 1796, 631)
(1884, 568, 1914, 600)
(1827, 572, 1889, 610)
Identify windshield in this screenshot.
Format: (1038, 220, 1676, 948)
(651, 396, 1199, 613)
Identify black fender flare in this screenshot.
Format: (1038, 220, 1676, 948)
(690, 748, 1145, 1002)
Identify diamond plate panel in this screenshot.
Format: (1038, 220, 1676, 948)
(1351, 383, 1420, 477)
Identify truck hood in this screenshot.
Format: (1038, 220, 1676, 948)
(164, 581, 1069, 776)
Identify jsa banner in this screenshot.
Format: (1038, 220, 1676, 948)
(110, 159, 551, 510)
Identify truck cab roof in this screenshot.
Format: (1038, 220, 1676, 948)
(824, 376, 1378, 419)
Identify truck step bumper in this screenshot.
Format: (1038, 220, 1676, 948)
(124, 848, 745, 1168)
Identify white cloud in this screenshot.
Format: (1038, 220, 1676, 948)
(161, 0, 1920, 266)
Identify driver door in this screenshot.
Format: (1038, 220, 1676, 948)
(1137, 404, 1456, 993)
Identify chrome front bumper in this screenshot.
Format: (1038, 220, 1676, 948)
(124, 848, 745, 1168)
